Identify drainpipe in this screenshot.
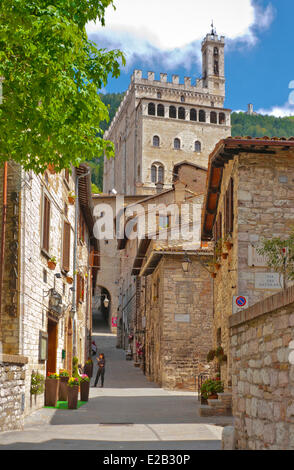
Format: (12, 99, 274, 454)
(0, 161, 8, 337)
(70, 167, 90, 357)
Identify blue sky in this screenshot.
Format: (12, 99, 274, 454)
(86, 0, 294, 116)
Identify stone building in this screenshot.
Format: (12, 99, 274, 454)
(103, 29, 231, 196)
(92, 193, 149, 336)
(116, 164, 214, 389)
(201, 136, 294, 387)
(0, 163, 97, 431)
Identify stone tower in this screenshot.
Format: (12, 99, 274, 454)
(103, 29, 231, 196)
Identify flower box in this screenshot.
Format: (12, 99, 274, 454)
(45, 375, 60, 407)
(80, 379, 90, 402)
(59, 376, 69, 401)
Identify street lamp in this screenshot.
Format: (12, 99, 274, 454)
(181, 252, 192, 273)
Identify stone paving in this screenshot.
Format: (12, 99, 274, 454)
(0, 316, 233, 450)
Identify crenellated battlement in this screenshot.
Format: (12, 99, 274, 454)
(131, 69, 204, 90)
(201, 33, 225, 47)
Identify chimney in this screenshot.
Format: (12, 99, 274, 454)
(148, 71, 155, 81)
(160, 73, 167, 83)
(172, 75, 179, 85)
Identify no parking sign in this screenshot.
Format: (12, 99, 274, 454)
(233, 295, 249, 314)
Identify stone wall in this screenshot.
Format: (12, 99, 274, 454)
(0, 355, 28, 432)
(143, 255, 214, 390)
(229, 286, 294, 450)
(213, 152, 294, 387)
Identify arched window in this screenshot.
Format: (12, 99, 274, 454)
(157, 165, 164, 183)
(180, 95, 185, 103)
(151, 165, 157, 183)
(210, 111, 217, 124)
(178, 107, 185, 120)
(148, 102, 156, 116)
(169, 106, 177, 118)
(190, 109, 197, 121)
(153, 135, 160, 147)
(157, 104, 164, 117)
(214, 47, 219, 56)
(151, 163, 164, 184)
(194, 141, 201, 152)
(199, 110, 206, 122)
(174, 138, 181, 150)
(219, 113, 226, 125)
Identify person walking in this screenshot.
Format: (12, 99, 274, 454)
(94, 353, 105, 387)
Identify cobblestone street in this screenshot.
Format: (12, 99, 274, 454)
(0, 316, 232, 450)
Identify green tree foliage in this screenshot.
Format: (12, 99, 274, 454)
(0, 0, 125, 173)
(257, 229, 294, 288)
(231, 112, 294, 138)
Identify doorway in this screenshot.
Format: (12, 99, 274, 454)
(47, 318, 58, 374)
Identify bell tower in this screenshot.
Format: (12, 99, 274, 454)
(201, 22, 225, 98)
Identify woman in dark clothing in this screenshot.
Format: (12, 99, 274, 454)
(94, 353, 105, 387)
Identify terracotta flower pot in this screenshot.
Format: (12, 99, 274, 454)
(47, 261, 56, 270)
(59, 376, 69, 401)
(48, 164, 56, 175)
(211, 272, 217, 279)
(66, 276, 73, 285)
(45, 378, 59, 407)
(80, 381, 90, 402)
(208, 394, 218, 400)
(225, 241, 233, 250)
(84, 363, 93, 378)
(68, 196, 75, 205)
(67, 385, 79, 409)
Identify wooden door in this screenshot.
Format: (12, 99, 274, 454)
(47, 319, 58, 374)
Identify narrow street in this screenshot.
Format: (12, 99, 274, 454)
(0, 313, 232, 450)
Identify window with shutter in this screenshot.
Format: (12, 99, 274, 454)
(76, 274, 81, 308)
(42, 194, 50, 253)
(62, 221, 71, 272)
(228, 178, 234, 234)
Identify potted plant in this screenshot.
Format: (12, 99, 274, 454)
(84, 358, 93, 378)
(206, 349, 216, 362)
(59, 370, 69, 401)
(30, 371, 45, 396)
(47, 256, 57, 270)
(200, 378, 224, 401)
(68, 191, 76, 205)
(45, 372, 60, 407)
(66, 275, 73, 284)
(48, 163, 56, 174)
(80, 374, 90, 401)
(67, 377, 80, 409)
(224, 234, 233, 251)
(72, 356, 80, 380)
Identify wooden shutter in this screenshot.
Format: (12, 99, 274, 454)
(64, 169, 69, 183)
(228, 178, 234, 234)
(62, 221, 71, 272)
(76, 274, 81, 308)
(42, 194, 50, 253)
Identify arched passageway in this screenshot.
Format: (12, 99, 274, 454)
(92, 286, 111, 333)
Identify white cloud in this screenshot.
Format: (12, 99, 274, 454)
(257, 103, 294, 118)
(86, 0, 275, 68)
